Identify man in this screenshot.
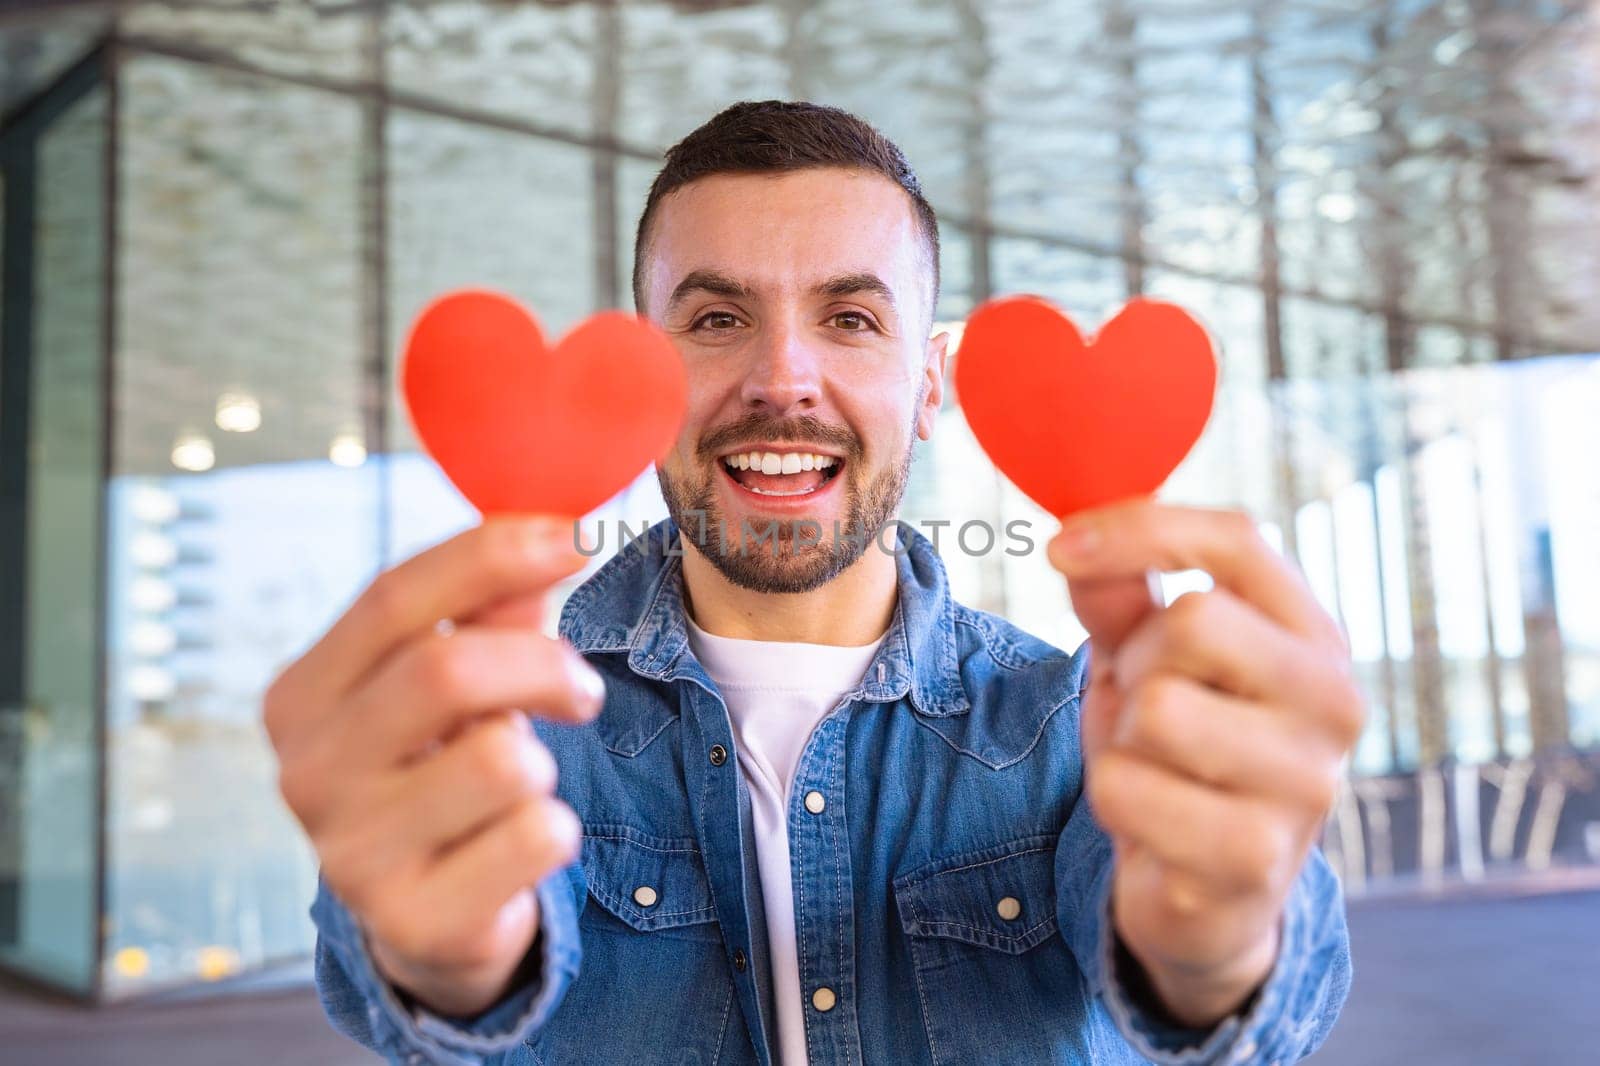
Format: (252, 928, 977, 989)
(268, 101, 1362, 1065)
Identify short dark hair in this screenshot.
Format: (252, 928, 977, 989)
(632, 100, 941, 319)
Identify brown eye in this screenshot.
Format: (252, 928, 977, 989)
(695, 312, 741, 331)
(832, 312, 870, 331)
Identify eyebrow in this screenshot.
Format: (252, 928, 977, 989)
(665, 269, 902, 318)
(665, 270, 753, 314)
(813, 272, 897, 313)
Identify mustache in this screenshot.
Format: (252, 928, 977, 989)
(697, 413, 862, 463)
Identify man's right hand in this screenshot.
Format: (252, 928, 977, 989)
(264, 517, 603, 1018)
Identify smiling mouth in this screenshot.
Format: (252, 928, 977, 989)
(720, 448, 845, 497)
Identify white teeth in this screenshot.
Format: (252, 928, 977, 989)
(747, 451, 761, 469)
(760, 452, 782, 475)
(780, 453, 802, 474)
(800, 454, 816, 471)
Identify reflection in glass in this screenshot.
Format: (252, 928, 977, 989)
(106, 55, 375, 994)
(386, 110, 596, 566)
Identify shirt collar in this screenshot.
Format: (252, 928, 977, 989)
(559, 518, 970, 719)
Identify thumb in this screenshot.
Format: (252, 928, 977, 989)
(462, 518, 592, 630)
(1066, 572, 1163, 655)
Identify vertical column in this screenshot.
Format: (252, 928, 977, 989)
(954, 0, 1005, 617)
(361, 6, 391, 567)
(1104, 0, 1144, 299)
(0, 156, 36, 713)
(0, 149, 37, 955)
(592, 0, 621, 310)
(1248, 5, 1304, 586)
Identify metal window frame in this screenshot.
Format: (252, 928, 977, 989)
(0, 36, 116, 1003)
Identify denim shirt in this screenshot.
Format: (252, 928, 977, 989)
(311, 519, 1352, 1066)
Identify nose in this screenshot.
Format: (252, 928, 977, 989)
(738, 320, 822, 415)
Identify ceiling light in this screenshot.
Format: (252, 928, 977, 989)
(329, 433, 367, 468)
(129, 576, 177, 613)
(171, 435, 215, 473)
(127, 664, 175, 701)
(129, 620, 177, 657)
(129, 485, 180, 524)
(130, 532, 178, 569)
(215, 393, 261, 433)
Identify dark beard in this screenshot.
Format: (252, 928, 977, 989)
(656, 413, 915, 595)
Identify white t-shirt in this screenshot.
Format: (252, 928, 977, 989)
(685, 614, 885, 1066)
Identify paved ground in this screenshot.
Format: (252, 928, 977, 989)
(3, 889, 1596, 1065)
(1313, 888, 1600, 1065)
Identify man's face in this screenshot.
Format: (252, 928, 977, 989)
(643, 167, 946, 594)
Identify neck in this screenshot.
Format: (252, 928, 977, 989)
(679, 535, 898, 646)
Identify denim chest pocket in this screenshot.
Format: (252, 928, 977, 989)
(895, 839, 1059, 952)
(894, 836, 1093, 1065)
(527, 824, 747, 1065)
(580, 824, 722, 942)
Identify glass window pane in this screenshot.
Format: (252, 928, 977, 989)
(107, 56, 373, 996)
(618, 3, 789, 152)
(385, 111, 597, 567)
(121, 1, 370, 82)
(991, 237, 1124, 322)
(0, 84, 107, 994)
(386, 2, 597, 138)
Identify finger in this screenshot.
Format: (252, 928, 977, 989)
(333, 627, 604, 767)
(1113, 675, 1344, 814)
(1114, 589, 1365, 745)
(1087, 749, 1297, 895)
(413, 795, 582, 950)
(470, 590, 554, 629)
(304, 717, 563, 908)
(382, 712, 560, 855)
(1048, 500, 1342, 649)
(1078, 653, 1123, 766)
(274, 517, 588, 720)
(1065, 570, 1163, 655)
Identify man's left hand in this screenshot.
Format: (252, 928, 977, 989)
(1046, 499, 1366, 1029)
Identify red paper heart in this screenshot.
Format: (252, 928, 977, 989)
(401, 290, 687, 518)
(953, 296, 1216, 518)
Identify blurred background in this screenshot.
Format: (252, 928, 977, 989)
(0, 0, 1596, 1062)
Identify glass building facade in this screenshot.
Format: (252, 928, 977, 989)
(0, 0, 1596, 1000)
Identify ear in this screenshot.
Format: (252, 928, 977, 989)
(916, 328, 950, 441)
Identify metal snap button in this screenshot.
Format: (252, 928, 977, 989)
(996, 896, 1021, 921)
(812, 986, 836, 1012)
(633, 885, 658, 907)
(804, 790, 826, 814)
(709, 744, 727, 766)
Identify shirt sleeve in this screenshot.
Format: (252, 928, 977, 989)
(1055, 787, 1353, 1065)
(309, 862, 585, 1066)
